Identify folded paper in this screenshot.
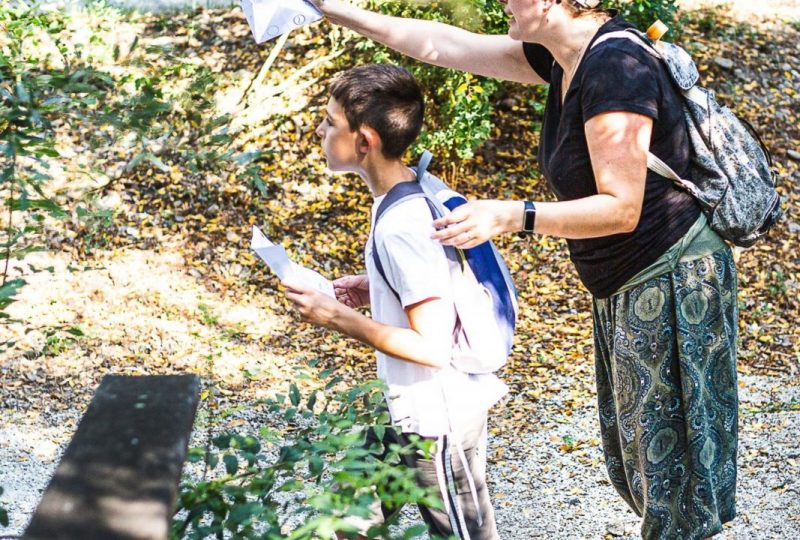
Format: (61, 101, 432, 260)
(250, 225, 335, 297)
(240, 0, 323, 43)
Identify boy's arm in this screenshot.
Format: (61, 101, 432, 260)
(284, 281, 451, 369)
(310, 0, 544, 85)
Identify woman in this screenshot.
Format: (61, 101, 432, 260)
(313, 1, 739, 539)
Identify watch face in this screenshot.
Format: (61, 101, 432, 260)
(523, 202, 536, 233)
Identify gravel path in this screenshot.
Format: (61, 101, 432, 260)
(3, 374, 798, 538)
(488, 374, 800, 538)
(3, 1, 798, 538)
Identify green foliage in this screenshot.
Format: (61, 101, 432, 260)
(0, 3, 127, 334)
(173, 373, 440, 539)
(349, 1, 507, 160)
(0, 485, 7, 528)
(346, 0, 678, 161)
(608, 0, 679, 32)
(42, 324, 84, 357)
(0, 3, 263, 341)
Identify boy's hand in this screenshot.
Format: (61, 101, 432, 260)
(284, 280, 343, 328)
(333, 274, 370, 308)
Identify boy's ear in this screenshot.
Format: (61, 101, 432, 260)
(357, 126, 381, 156)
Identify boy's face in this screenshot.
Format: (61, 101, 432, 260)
(316, 97, 360, 172)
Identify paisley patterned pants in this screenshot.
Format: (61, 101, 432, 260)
(593, 248, 738, 540)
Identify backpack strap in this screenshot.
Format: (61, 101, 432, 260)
(590, 29, 706, 192)
(592, 30, 708, 105)
(415, 149, 433, 179)
(370, 172, 439, 303)
(591, 29, 660, 59)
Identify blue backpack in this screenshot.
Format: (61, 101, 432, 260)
(371, 151, 518, 374)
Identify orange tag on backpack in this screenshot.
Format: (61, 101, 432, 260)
(646, 20, 669, 41)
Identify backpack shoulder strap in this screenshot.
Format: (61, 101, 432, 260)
(415, 149, 433, 179)
(589, 29, 704, 189)
(590, 28, 660, 58)
(371, 179, 438, 302)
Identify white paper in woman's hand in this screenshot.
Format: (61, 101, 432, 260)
(241, 0, 322, 43)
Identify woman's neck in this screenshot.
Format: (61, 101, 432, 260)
(543, 14, 609, 84)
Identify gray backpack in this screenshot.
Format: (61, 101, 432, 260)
(592, 29, 782, 247)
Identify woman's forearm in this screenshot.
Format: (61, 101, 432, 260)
(317, 1, 541, 83)
(531, 195, 640, 238)
(321, 2, 475, 68)
(461, 196, 639, 240)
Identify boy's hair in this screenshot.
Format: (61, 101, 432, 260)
(330, 64, 424, 159)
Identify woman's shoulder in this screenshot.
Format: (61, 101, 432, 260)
(584, 32, 661, 73)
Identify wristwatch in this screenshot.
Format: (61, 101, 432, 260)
(522, 201, 536, 234)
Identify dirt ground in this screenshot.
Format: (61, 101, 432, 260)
(2, 0, 799, 538)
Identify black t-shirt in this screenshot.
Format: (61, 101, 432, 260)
(522, 15, 700, 298)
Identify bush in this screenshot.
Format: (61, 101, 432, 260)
(609, 0, 679, 32)
(346, 0, 678, 161)
(172, 370, 440, 539)
(0, 486, 7, 528)
(0, 3, 108, 343)
(0, 3, 272, 345)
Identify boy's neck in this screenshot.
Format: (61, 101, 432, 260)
(361, 156, 416, 198)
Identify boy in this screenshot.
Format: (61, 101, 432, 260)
(283, 64, 505, 540)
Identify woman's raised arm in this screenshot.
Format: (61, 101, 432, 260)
(310, 0, 545, 85)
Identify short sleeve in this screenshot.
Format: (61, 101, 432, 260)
(580, 44, 661, 122)
(522, 42, 554, 83)
(375, 201, 452, 309)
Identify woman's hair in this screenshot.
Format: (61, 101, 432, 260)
(560, 0, 605, 17)
(330, 64, 424, 159)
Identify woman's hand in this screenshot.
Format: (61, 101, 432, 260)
(333, 274, 370, 308)
(309, 0, 344, 17)
(284, 281, 344, 329)
(431, 200, 524, 249)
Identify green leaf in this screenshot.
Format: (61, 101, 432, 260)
(212, 433, 232, 449)
(10, 198, 68, 218)
(144, 152, 170, 172)
(0, 278, 26, 300)
(124, 152, 147, 172)
(307, 391, 317, 411)
(309, 455, 323, 477)
(230, 150, 269, 165)
(186, 447, 205, 463)
(289, 383, 300, 406)
(16, 81, 30, 104)
(227, 501, 261, 526)
(223, 454, 238, 475)
(33, 146, 60, 158)
(65, 326, 84, 337)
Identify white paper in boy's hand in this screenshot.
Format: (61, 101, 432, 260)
(250, 225, 335, 298)
(240, 0, 323, 44)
